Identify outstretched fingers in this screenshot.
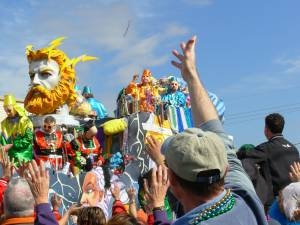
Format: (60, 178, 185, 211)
(185, 36, 196, 52)
(27, 160, 39, 182)
(289, 161, 300, 182)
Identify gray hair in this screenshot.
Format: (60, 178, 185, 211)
(4, 177, 35, 217)
(282, 182, 300, 221)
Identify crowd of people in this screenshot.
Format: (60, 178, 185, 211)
(0, 35, 299, 225)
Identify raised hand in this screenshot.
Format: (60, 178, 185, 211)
(145, 135, 165, 165)
(132, 74, 139, 83)
(126, 187, 137, 217)
(16, 160, 29, 178)
(171, 36, 219, 125)
(51, 193, 63, 211)
(143, 165, 169, 208)
(171, 36, 197, 83)
(289, 161, 300, 182)
(2, 144, 13, 152)
(294, 209, 300, 221)
(0, 148, 14, 180)
(24, 160, 50, 205)
(126, 187, 136, 201)
(110, 182, 121, 201)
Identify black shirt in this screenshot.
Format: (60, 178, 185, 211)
(243, 135, 299, 197)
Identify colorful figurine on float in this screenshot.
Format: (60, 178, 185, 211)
(82, 86, 108, 119)
(0, 94, 34, 164)
(69, 85, 94, 118)
(158, 75, 226, 132)
(34, 115, 64, 170)
(80, 166, 128, 219)
(161, 76, 187, 108)
(125, 69, 160, 113)
(68, 120, 104, 174)
(24, 37, 97, 115)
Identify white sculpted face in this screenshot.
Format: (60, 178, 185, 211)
(29, 59, 60, 90)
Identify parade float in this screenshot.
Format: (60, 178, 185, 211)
(0, 37, 226, 222)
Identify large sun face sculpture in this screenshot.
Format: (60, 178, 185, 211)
(24, 37, 97, 115)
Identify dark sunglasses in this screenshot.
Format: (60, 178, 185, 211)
(44, 125, 55, 129)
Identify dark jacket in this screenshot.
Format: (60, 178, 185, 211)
(239, 157, 274, 207)
(239, 135, 299, 198)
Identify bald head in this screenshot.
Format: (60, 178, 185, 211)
(4, 177, 35, 218)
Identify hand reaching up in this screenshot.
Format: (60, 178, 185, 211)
(24, 160, 50, 205)
(145, 135, 165, 165)
(289, 161, 300, 182)
(110, 182, 121, 201)
(143, 165, 169, 208)
(16, 160, 29, 178)
(126, 187, 136, 202)
(0, 148, 14, 180)
(171, 36, 198, 83)
(51, 193, 63, 211)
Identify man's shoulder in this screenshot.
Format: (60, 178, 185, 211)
(273, 136, 297, 148)
(34, 129, 44, 136)
(54, 130, 63, 137)
(172, 210, 198, 225)
(255, 141, 270, 151)
(258, 136, 298, 152)
(172, 196, 264, 225)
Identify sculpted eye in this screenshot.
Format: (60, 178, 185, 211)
(84, 184, 95, 194)
(41, 71, 52, 77)
(86, 188, 94, 194)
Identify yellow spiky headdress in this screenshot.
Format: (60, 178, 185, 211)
(24, 37, 98, 114)
(26, 37, 97, 74)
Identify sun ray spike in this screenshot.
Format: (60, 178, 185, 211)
(48, 36, 66, 49)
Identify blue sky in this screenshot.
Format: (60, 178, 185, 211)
(0, 0, 300, 148)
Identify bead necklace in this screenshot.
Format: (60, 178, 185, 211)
(189, 189, 235, 225)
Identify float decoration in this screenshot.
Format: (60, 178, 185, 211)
(25, 37, 97, 115)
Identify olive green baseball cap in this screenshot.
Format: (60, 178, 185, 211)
(161, 128, 228, 184)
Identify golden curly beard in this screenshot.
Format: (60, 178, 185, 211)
(24, 82, 73, 115)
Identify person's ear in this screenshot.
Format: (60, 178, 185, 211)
(168, 169, 177, 187)
(224, 165, 229, 177)
(168, 169, 186, 199)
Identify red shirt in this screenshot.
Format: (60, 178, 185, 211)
(0, 177, 8, 215)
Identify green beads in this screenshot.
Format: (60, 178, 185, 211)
(189, 189, 236, 225)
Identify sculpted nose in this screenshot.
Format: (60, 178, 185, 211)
(32, 73, 41, 85)
(80, 193, 86, 204)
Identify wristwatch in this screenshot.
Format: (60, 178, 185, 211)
(152, 206, 165, 212)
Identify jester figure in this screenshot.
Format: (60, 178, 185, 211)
(125, 69, 160, 113)
(0, 94, 33, 164)
(24, 37, 97, 115)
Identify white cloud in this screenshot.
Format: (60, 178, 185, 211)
(275, 57, 300, 73)
(0, 1, 190, 115)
